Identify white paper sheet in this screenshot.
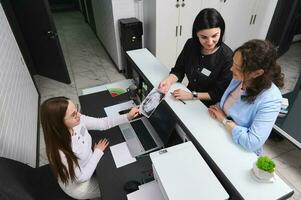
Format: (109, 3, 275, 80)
(138, 180, 157, 190)
(110, 142, 136, 168)
(127, 180, 165, 200)
(104, 100, 135, 117)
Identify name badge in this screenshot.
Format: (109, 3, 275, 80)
(201, 68, 211, 76)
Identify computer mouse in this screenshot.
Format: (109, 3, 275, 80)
(123, 180, 141, 193)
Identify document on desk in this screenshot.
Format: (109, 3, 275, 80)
(110, 142, 136, 168)
(127, 180, 165, 200)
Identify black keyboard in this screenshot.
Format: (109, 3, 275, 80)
(131, 120, 157, 151)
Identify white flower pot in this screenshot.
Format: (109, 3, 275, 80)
(252, 162, 275, 183)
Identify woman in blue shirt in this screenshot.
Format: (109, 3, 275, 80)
(208, 40, 284, 155)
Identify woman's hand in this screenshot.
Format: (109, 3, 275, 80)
(159, 79, 172, 93)
(172, 89, 193, 100)
(159, 74, 178, 93)
(208, 105, 226, 122)
(127, 106, 140, 120)
(94, 138, 109, 151)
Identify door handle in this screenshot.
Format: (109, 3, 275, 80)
(47, 30, 57, 39)
(249, 15, 253, 25)
(179, 25, 182, 36)
(252, 14, 257, 24)
(176, 26, 178, 36)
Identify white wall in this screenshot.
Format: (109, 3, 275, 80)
(92, 0, 118, 66)
(111, 0, 136, 70)
(0, 4, 39, 167)
(134, 0, 143, 22)
(92, 0, 136, 71)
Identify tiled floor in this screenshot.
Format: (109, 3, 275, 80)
(35, 11, 301, 199)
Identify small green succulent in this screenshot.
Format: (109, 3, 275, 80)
(256, 156, 276, 173)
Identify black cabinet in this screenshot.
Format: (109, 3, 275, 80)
(119, 18, 143, 78)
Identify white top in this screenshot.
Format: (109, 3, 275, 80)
(150, 142, 229, 200)
(127, 49, 293, 199)
(58, 114, 128, 196)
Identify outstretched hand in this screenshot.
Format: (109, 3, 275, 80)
(159, 79, 172, 93)
(127, 106, 140, 120)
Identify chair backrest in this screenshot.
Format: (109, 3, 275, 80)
(0, 157, 75, 200)
(0, 157, 39, 200)
(35, 164, 76, 200)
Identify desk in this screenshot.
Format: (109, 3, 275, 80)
(79, 85, 230, 200)
(127, 48, 294, 199)
(79, 91, 152, 200)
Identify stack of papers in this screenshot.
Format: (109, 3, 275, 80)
(279, 98, 289, 117)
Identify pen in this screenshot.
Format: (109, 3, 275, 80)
(170, 92, 186, 104)
(178, 99, 186, 104)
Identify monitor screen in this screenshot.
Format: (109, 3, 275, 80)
(148, 100, 176, 146)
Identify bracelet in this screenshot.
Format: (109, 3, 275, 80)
(222, 118, 232, 126)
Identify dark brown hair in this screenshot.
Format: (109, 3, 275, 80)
(40, 96, 79, 184)
(234, 39, 284, 103)
(192, 8, 225, 47)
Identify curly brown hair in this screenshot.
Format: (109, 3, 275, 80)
(234, 39, 284, 103)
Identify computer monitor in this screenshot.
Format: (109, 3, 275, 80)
(148, 100, 176, 146)
(130, 64, 176, 146)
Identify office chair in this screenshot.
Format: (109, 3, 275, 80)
(0, 157, 75, 200)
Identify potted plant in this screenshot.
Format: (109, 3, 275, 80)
(252, 156, 276, 182)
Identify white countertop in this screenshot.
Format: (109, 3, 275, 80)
(127, 48, 293, 199)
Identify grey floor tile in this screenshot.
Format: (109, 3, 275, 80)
(263, 139, 297, 158)
(107, 72, 126, 83)
(34, 75, 78, 101)
(278, 42, 301, 94)
(39, 146, 48, 166)
(274, 149, 301, 199)
(289, 191, 301, 200)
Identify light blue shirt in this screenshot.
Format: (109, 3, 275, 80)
(219, 80, 282, 155)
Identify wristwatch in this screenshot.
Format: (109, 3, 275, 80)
(222, 118, 232, 126)
(192, 91, 198, 99)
